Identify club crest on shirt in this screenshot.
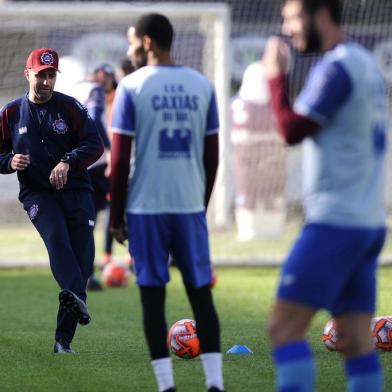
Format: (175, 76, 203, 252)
(40, 52, 54, 65)
(18, 126, 27, 134)
(159, 128, 191, 158)
(52, 114, 68, 134)
(28, 204, 39, 221)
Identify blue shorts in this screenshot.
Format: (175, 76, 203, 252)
(277, 224, 386, 316)
(127, 212, 212, 288)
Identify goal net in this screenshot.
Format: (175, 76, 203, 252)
(1, 0, 392, 241)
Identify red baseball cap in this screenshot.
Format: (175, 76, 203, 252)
(25, 48, 59, 72)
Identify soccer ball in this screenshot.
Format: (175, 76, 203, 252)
(167, 319, 200, 359)
(322, 319, 341, 352)
(102, 261, 130, 287)
(372, 316, 392, 351)
(322, 315, 392, 352)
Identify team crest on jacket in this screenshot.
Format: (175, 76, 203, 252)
(28, 204, 39, 221)
(40, 52, 54, 65)
(52, 114, 68, 134)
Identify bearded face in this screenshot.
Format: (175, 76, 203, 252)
(303, 15, 322, 53)
(127, 27, 148, 70)
(282, 0, 323, 54)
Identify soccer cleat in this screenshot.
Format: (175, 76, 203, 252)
(162, 389, 176, 392)
(59, 289, 91, 325)
(208, 388, 225, 392)
(87, 276, 103, 291)
(54, 340, 75, 354)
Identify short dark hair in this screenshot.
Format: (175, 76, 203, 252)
(284, 0, 342, 24)
(134, 13, 174, 51)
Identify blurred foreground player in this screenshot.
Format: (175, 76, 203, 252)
(0, 48, 103, 353)
(110, 14, 224, 392)
(263, 1, 389, 391)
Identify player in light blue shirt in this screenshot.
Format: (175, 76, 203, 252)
(263, 0, 388, 391)
(110, 13, 224, 392)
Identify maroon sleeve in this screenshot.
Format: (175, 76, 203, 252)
(268, 74, 320, 145)
(203, 133, 219, 208)
(0, 107, 16, 174)
(110, 133, 132, 228)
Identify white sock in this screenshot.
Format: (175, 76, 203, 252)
(151, 357, 175, 392)
(201, 352, 224, 390)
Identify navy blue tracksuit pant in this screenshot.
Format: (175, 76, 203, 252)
(22, 189, 95, 343)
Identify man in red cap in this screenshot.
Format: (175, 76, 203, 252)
(0, 47, 104, 353)
(24, 48, 60, 103)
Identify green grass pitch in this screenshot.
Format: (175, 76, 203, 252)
(2, 220, 392, 262)
(0, 266, 391, 391)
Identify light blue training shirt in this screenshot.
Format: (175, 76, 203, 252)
(111, 65, 219, 214)
(294, 41, 389, 227)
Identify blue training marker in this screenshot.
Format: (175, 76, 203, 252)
(226, 344, 253, 354)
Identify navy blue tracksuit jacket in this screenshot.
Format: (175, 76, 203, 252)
(0, 91, 103, 200)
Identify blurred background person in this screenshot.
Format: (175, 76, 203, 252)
(231, 61, 287, 241)
(73, 64, 116, 290)
(102, 58, 135, 270)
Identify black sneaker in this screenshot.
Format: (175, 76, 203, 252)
(162, 389, 176, 392)
(54, 340, 75, 354)
(59, 289, 91, 325)
(208, 388, 225, 392)
(87, 277, 103, 291)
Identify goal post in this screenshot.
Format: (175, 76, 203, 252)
(0, 1, 232, 227)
